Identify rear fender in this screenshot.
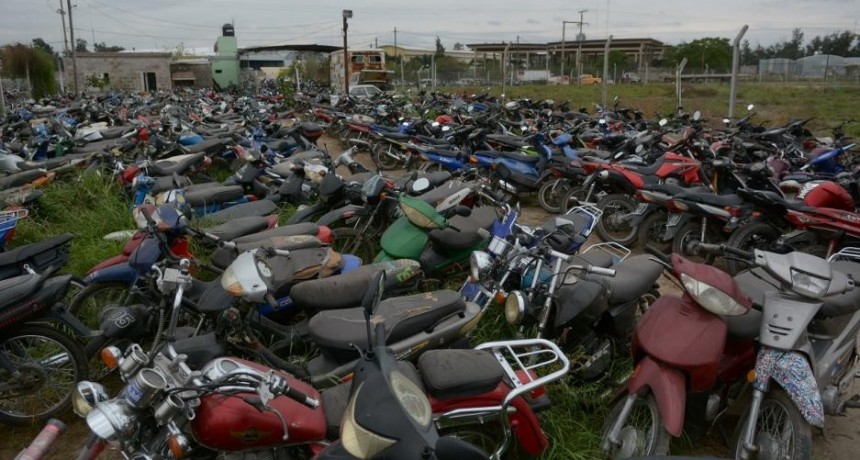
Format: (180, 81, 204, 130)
(316, 205, 367, 227)
(628, 203, 657, 227)
(753, 348, 824, 427)
(627, 356, 686, 436)
(662, 213, 693, 240)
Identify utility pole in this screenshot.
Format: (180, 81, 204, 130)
(561, 12, 587, 85)
(601, 35, 611, 106)
(395, 27, 404, 86)
(576, 9, 588, 84)
(66, 0, 78, 94)
(57, 0, 69, 54)
(342, 10, 352, 95)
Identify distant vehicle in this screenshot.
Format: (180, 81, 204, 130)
(621, 72, 642, 84)
(548, 75, 572, 85)
(578, 74, 602, 85)
(330, 49, 392, 93)
(349, 84, 383, 100)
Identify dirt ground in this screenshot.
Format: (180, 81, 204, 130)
(3, 136, 860, 459)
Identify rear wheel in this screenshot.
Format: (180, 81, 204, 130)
(0, 324, 88, 425)
(332, 227, 377, 263)
(725, 222, 782, 274)
(439, 422, 504, 457)
(372, 143, 404, 170)
(671, 220, 724, 265)
(595, 193, 639, 246)
(637, 211, 672, 255)
(601, 393, 671, 458)
(562, 185, 601, 212)
(538, 178, 573, 214)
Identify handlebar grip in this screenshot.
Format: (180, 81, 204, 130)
(283, 385, 320, 409)
(694, 242, 723, 255)
(588, 266, 616, 277)
(17, 419, 66, 460)
(723, 244, 755, 260)
(645, 244, 671, 264)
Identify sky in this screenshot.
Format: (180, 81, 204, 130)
(2, 0, 858, 54)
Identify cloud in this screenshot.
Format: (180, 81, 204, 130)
(526, 19, 540, 25)
(487, 21, 502, 26)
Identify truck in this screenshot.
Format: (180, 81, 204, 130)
(516, 69, 550, 83)
(329, 49, 393, 93)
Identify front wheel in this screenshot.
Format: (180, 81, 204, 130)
(601, 393, 671, 458)
(724, 222, 782, 275)
(637, 210, 671, 255)
(671, 220, 724, 265)
(0, 323, 88, 425)
(732, 388, 812, 460)
(332, 227, 377, 263)
(596, 193, 639, 247)
(372, 143, 404, 171)
(538, 178, 572, 214)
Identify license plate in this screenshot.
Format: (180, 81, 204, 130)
(633, 203, 648, 215)
(667, 214, 683, 227)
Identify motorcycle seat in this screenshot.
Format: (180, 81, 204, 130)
(578, 148, 613, 161)
(234, 222, 320, 244)
(641, 183, 709, 196)
(429, 206, 498, 252)
(267, 139, 296, 152)
(181, 138, 227, 154)
(414, 135, 452, 146)
(674, 192, 743, 208)
(149, 152, 206, 176)
(605, 254, 663, 303)
(621, 156, 668, 176)
(429, 148, 463, 159)
(290, 260, 422, 311)
(203, 215, 275, 242)
(0, 233, 72, 280)
(19, 155, 86, 172)
(308, 290, 467, 351)
(100, 126, 132, 140)
(724, 308, 762, 339)
(393, 171, 452, 192)
(190, 279, 233, 314)
(569, 250, 616, 269)
(418, 349, 504, 400)
(184, 185, 244, 207)
(72, 139, 114, 154)
(0, 169, 47, 190)
(0, 273, 41, 311)
(211, 235, 324, 270)
(380, 132, 411, 141)
(202, 199, 279, 223)
(417, 181, 470, 206)
(145, 174, 193, 194)
(499, 151, 541, 163)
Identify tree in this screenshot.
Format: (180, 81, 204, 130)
(75, 38, 88, 53)
(93, 42, 125, 52)
(453, 42, 465, 51)
(32, 38, 54, 56)
(1, 43, 57, 98)
(435, 36, 445, 56)
(666, 37, 732, 72)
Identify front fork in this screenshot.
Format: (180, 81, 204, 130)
(739, 388, 766, 459)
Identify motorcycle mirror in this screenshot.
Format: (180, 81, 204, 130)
(436, 436, 490, 460)
(693, 110, 702, 121)
(362, 271, 386, 321)
(412, 177, 431, 193)
(747, 104, 755, 112)
(658, 118, 668, 127)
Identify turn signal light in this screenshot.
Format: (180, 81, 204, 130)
(168, 433, 190, 459)
(100, 346, 121, 370)
(746, 369, 757, 383)
(494, 290, 507, 305)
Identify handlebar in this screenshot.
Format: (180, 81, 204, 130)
(694, 242, 754, 261)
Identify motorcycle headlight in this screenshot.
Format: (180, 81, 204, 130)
(390, 370, 432, 428)
(220, 251, 270, 302)
(790, 268, 830, 297)
(73, 381, 108, 417)
(86, 399, 138, 442)
(680, 273, 747, 316)
(341, 383, 396, 459)
(504, 290, 527, 324)
(469, 251, 493, 283)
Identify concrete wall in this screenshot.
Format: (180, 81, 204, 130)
(64, 53, 172, 92)
(171, 61, 212, 88)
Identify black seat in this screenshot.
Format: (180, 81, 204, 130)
(417, 181, 471, 206)
(234, 222, 319, 244)
(290, 260, 421, 311)
(0, 169, 47, 190)
(675, 192, 743, 208)
(193, 279, 233, 314)
(100, 126, 132, 139)
(0, 234, 72, 280)
(569, 249, 616, 269)
(414, 135, 452, 146)
(380, 132, 411, 141)
(181, 138, 227, 154)
(578, 148, 613, 160)
(428, 206, 497, 252)
(184, 185, 244, 207)
(429, 148, 463, 158)
(203, 216, 272, 241)
(621, 156, 666, 176)
(149, 152, 206, 176)
(268, 139, 296, 152)
(605, 255, 663, 303)
(642, 183, 708, 196)
(499, 150, 541, 163)
(418, 349, 504, 400)
(210, 234, 322, 270)
(203, 199, 279, 223)
(486, 134, 530, 148)
(148, 175, 193, 193)
(0, 274, 41, 311)
(308, 290, 466, 352)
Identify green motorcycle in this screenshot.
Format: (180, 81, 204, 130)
(373, 193, 498, 278)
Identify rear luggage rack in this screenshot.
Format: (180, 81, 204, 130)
(828, 247, 860, 264)
(583, 241, 631, 264)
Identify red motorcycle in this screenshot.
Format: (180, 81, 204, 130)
(565, 151, 703, 246)
(600, 247, 759, 457)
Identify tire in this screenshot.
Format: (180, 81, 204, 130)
(671, 220, 723, 265)
(69, 281, 145, 333)
(372, 143, 403, 171)
(596, 193, 639, 247)
(562, 185, 602, 212)
(725, 222, 782, 275)
(538, 178, 573, 214)
(601, 393, 671, 458)
(732, 388, 812, 460)
(637, 211, 672, 255)
(332, 227, 376, 263)
(0, 323, 88, 425)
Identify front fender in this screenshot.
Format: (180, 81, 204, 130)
(627, 356, 686, 436)
(316, 204, 367, 227)
(754, 348, 825, 427)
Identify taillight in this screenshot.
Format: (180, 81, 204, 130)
(665, 200, 688, 212)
